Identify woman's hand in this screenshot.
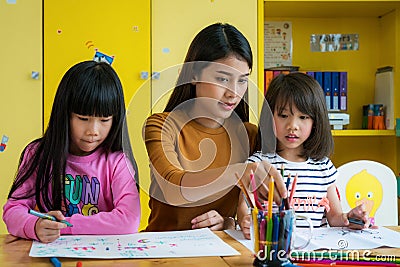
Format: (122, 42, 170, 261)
(191, 210, 226, 230)
(239, 161, 287, 205)
(239, 214, 251, 239)
(34, 210, 66, 243)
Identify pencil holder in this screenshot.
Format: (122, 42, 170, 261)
(250, 208, 313, 267)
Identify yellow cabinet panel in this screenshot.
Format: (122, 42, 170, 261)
(151, 0, 259, 120)
(0, 0, 42, 234)
(44, 0, 151, 230)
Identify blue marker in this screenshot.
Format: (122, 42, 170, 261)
(280, 171, 291, 211)
(271, 213, 280, 260)
(28, 209, 73, 227)
(348, 217, 372, 227)
(50, 257, 61, 267)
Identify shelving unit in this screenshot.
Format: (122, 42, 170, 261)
(259, 0, 399, 173)
(331, 130, 396, 137)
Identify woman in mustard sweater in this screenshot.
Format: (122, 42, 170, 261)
(144, 23, 286, 231)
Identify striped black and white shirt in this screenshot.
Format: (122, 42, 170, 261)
(248, 152, 338, 228)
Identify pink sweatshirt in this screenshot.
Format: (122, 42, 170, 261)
(3, 145, 140, 240)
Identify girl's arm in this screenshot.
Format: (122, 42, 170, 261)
(3, 144, 41, 240)
(326, 184, 370, 229)
(60, 154, 140, 235)
(325, 183, 347, 226)
(3, 196, 41, 240)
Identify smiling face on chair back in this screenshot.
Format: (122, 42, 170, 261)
(345, 169, 383, 223)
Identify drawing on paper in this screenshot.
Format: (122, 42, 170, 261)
(29, 228, 239, 259)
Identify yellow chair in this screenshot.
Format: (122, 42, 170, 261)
(336, 160, 398, 226)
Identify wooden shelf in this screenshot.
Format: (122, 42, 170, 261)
(264, 1, 400, 18)
(331, 129, 396, 137)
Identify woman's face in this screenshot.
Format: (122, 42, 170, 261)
(193, 56, 250, 128)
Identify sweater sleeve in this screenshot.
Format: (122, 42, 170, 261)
(144, 113, 186, 186)
(3, 198, 40, 240)
(61, 154, 140, 235)
(2, 145, 40, 240)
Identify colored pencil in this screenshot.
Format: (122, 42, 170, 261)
(235, 172, 254, 208)
(288, 174, 298, 206)
(267, 177, 274, 220)
(250, 170, 264, 210)
(252, 207, 259, 253)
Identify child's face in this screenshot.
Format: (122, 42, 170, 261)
(69, 113, 113, 156)
(192, 56, 250, 128)
(274, 104, 314, 161)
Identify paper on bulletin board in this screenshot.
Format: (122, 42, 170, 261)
(310, 34, 359, 52)
(29, 228, 240, 258)
(264, 21, 293, 68)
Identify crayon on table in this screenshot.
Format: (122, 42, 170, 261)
(50, 257, 61, 267)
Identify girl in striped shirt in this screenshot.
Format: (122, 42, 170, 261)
(238, 72, 370, 239)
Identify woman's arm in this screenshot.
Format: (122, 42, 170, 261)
(145, 113, 286, 205)
(180, 161, 286, 204)
(237, 194, 251, 239)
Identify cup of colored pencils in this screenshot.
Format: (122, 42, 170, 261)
(250, 207, 313, 267)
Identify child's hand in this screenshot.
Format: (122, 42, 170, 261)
(344, 204, 371, 230)
(239, 214, 251, 239)
(191, 210, 224, 230)
(34, 210, 67, 243)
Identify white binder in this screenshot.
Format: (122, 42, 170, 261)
(375, 67, 394, 129)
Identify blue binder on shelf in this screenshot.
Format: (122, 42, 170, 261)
(339, 72, 347, 110)
(323, 72, 332, 110)
(315, 72, 323, 88)
(331, 72, 339, 111)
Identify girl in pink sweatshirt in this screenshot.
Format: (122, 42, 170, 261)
(3, 60, 140, 243)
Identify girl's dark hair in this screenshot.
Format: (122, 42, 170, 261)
(264, 72, 334, 160)
(164, 22, 253, 122)
(8, 60, 138, 211)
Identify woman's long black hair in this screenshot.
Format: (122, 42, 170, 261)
(8, 60, 138, 212)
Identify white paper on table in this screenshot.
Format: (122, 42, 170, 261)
(29, 228, 240, 258)
(294, 227, 400, 251)
(224, 229, 254, 253)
